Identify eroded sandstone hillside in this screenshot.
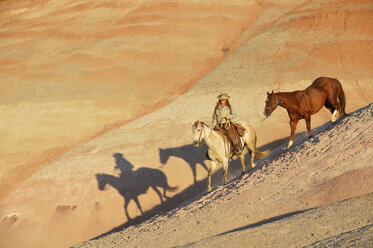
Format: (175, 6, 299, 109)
(0, 1, 372, 248)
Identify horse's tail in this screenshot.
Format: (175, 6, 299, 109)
(255, 149, 270, 159)
(250, 130, 270, 159)
(163, 184, 178, 200)
(338, 83, 347, 116)
(163, 179, 178, 192)
(166, 184, 178, 192)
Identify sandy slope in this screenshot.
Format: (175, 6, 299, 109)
(184, 193, 373, 248)
(0, 0, 372, 248)
(73, 103, 373, 248)
(0, 0, 259, 200)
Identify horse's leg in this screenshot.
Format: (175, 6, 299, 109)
(124, 198, 131, 220)
(324, 99, 335, 114)
(207, 160, 217, 192)
(239, 154, 246, 175)
(249, 137, 258, 169)
(305, 115, 312, 138)
(250, 150, 256, 169)
(327, 91, 341, 123)
(244, 131, 256, 169)
(192, 164, 197, 184)
(162, 185, 168, 199)
(324, 99, 337, 123)
(222, 159, 229, 185)
(151, 185, 164, 204)
(245, 143, 256, 169)
(133, 196, 144, 215)
(287, 118, 299, 149)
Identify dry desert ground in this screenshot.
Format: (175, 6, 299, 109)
(0, 0, 372, 247)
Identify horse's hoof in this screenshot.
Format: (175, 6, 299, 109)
(251, 163, 257, 169)
(281, 146, 288, 151)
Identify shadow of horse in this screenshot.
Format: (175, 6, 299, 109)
(96, 153, 177, 220)
(159, 144, 208, 184)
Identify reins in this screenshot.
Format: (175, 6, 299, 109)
(209, 122, 232, 158)
(197, 122, 231, 157)
(224, 119, 231, 129)
(197, 122, 211, 143)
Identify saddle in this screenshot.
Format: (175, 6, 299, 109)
(234, 123, 246, 137)
(215, 122, 246, 137)
(214, 121, 246, 157)
(214, 128, 232, 145)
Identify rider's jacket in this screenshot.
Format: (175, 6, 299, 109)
(213, 105, 237, 125)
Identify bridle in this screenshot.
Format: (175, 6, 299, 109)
(196, 122, 210, 143)
(265, 93, 281, 111)
(194, 121, 229, 157)
(197, 124, 204, 142)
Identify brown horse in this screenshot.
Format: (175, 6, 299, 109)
(264, 77, 347, 149)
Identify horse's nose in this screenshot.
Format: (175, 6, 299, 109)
(193, 141, 200, 147)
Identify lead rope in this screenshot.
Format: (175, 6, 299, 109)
(210, 119, 215, 128)
(224, 121, 231, 129)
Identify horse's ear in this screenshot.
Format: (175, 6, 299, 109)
(192, 121, 199, 128)
(271, 90, 274, 94)
(267, 91, 270, 96)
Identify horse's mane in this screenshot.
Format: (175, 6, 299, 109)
(193, 121, 208, 129)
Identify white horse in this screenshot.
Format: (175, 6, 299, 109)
(192, 121, 270, 192)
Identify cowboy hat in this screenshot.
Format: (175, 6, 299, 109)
(217, 93, 230, 100)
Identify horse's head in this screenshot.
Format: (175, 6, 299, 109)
(96, 174, 107, 190)
(159, 148, 169, 164)
(264, 91, 279, 118)
(192, 121, 207, 147)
